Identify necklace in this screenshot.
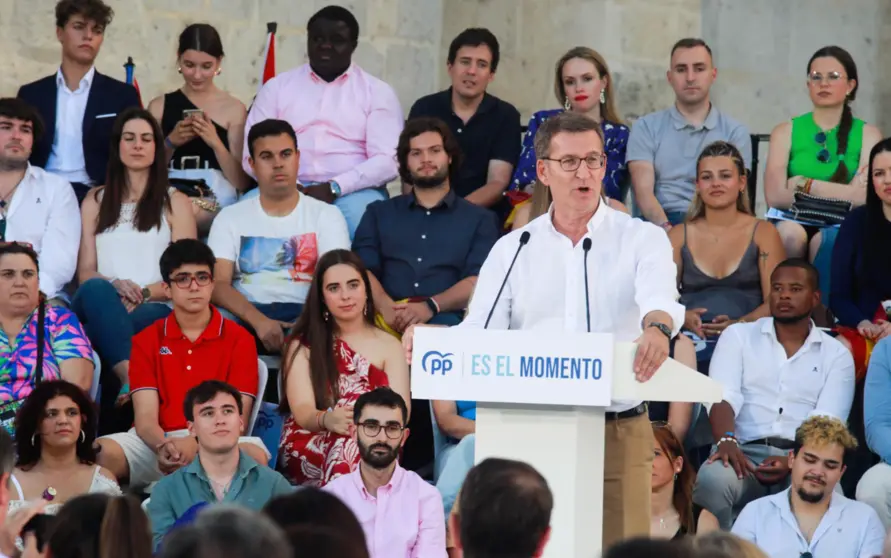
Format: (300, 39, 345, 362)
(209, 477, 232, 499)
(0, 181, 21, 215)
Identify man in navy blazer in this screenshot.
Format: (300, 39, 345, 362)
(17, 0, 140, 203)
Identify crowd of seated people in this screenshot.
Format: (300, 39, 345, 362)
(2, 0, 891, 556)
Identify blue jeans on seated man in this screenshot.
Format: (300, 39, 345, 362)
(436, 433, 475, 516)
(217, 303, 304, 356)
(71, 278, 172, 369)
(240, 184, 388, 239)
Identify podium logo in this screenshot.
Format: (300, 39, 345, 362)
(422, 351, 454, 375)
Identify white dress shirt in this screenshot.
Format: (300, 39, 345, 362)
(5, 164, 81, 298)
(710, 318, 855, 443)
(45, 67, 94, 185)
(459, 203, 685, 412)
(732, 487, 885, 558)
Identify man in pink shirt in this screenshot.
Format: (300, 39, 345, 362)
(324, 387, 446, 558)
(243, 5, 404, 238)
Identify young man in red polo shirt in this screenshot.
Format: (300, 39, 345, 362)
(96, 239, 269, 489)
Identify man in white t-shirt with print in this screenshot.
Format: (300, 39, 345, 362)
(208, 119, 349, 353)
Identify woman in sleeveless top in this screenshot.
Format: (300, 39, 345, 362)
(279, 250, 409, 487)
(10, 381, 120, 516)
(764, 46, 881, 265)
(651, 422, 718, 539)
(72, 108, 196, 409)
(670, 141, 785, 346)
(147, 24, 249, 233)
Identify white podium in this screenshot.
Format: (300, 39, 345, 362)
(411, 327, 722, 558)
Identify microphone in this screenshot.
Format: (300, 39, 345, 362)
(582, 237, 592, 333)
(484, 231, 531, 329)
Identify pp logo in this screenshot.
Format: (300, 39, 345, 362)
(421, 351, 454, 375)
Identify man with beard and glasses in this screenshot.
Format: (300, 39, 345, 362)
(352, 117, 498, 473)
(147, 380, 292, 550)
(324, 387, 446, 558)
(242, 5, 403, 239)
(0, 98, 80, 304)
(732, 415, 884, 557)
(693, 258, 855, 530)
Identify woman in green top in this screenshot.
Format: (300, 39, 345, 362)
(764, 46, 881, 262)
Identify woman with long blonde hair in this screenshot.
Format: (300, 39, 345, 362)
(509, 46, 630, 228)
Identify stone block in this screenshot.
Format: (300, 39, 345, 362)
(366, 0, 401, 37)
(384, 43, 438, 112)
(257, 0, 317, 30)
(394, 0, 441, 43)
(144, 0, 208, 14)
(208, 0, 257, 21)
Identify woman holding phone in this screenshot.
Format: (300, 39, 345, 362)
(147, 23, 249, 233)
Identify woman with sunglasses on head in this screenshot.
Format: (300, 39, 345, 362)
(9, 380, 119, 516)
(278, 250, 410, 487)
(0, 243, 93, 434)
(147, 23, 249, 234)
(651, 422, 718, 539)
(764, 46, 881, 277)
(71, 108, 196, 417)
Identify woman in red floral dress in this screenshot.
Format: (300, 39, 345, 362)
(278, 250, 410, 486)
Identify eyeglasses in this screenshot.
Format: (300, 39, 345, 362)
(358, 421, 405, 439)
(541, 154, 606, 172)
(814, 131, 831, 163)
(170, 272, 213, 289)
(808, 71, 844, 84)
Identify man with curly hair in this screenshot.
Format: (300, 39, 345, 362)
(732, 416, 884, 558)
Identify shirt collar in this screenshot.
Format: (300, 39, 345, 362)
(669, 102, 719, 131)
(55, 66, 96, 93)
(351, 463, 405, 499)
(163, 306, 224, 342)
(408, 188, 456, 209)
(187, 449, 259, 482)
(443, 87, 496, 115)
(760, 318, 823, 346)
(770, 486, 846, 523)
(308, 62, 355, 84)
(544, 198, 610, 238)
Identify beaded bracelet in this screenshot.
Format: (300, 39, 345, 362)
(718, 436, 739, 447)
(316, 410, 325, 430)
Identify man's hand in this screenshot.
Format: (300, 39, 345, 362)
(157, 436, 198, 475)
(701, 315, 735, 337)
(0, 499, 49, 557)
(633, 326, 670, 382)
(707, 439, 756, 480)
(392, 301, 433, 332)
(302, 183, 336, 204)
(254, 316, 293, 353)
(753, 455, 791, 485)
(402, 324, 417, 364)
(684, 308, 707, 338)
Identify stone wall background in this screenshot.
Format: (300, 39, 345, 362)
(0, 0, 887, 211)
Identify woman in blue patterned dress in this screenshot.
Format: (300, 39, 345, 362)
(0, 243, 93, 431)
(508, 46, 629, 226)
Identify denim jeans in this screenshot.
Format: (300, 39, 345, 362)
(71, 278, 172, 368)
(217, 302, 304, 326)
(435, 433, 475, 516)
(241, 185, 388, 240)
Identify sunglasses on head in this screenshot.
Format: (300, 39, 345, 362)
(814, 131, 831, 163)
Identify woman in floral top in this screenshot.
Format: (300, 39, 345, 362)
(510, 47, 630, 201)
(0, 243, 93, 408)
(278, 250, 409, 486)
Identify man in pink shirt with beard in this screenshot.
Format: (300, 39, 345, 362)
(324, 387, 446, 558)
(243, 5, 404, 239)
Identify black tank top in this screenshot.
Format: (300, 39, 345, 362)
(161, 90, 230, 171)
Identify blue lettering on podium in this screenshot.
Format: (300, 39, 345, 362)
(517, 356, 603, 380)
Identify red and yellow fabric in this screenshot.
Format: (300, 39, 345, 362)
(834, 305, 888, 381)
(503, 190, 532, 231)
(375, 297, 428, 340)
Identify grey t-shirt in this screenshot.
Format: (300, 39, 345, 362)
(626, 105, 752, 215)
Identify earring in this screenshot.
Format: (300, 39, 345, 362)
(177, 66, 182, 74)
(363, 304, 368, 316)
(215, 68, 222, 76)
(323, 310, 330, 322)
(563, 96, 571, 111)
(600, 88, 606, 104)
(673, 473, 678, 480)
(80, 430, 86, 443)
(31, 434, 36, 446)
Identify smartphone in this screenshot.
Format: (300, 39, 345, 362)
(22, 513, 55, 550)
(182, 108, 203, 119)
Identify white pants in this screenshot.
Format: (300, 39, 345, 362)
(857, 462, 891, 528)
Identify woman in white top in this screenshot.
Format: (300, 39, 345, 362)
(10, 380, 120, 515)
(71, 108, 196, 405)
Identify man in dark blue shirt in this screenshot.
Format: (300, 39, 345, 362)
(353, 117, 499, 332)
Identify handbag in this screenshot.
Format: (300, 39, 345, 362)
(169, 156, 238, 208)
(0, 296, 46, 437)
(781, 191, 852, 227)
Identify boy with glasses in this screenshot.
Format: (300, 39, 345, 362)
(324, 387, 446, 558)
(97, 239, 268, 490)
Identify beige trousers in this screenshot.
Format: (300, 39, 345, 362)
(602, 411, 654, 550)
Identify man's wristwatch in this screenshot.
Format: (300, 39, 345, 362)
(141, 286, 151, 302)
(647, 321, 672, 339)
(425, 298, 439, 316)
(330, 180, 342, 199)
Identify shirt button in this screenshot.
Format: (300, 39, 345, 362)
(426, 211, 431, 216)
(417, 257, 423, 262)
(457, 128, 463, 133)
(421, 234, 426, 239)
(187, 350, 192, 355)
(186, 365, 192, 371)
(414, 283, 419, 288)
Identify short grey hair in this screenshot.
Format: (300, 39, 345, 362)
(533, 111, 605, 159)
(160, 505, 292, 558)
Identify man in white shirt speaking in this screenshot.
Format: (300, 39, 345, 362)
(732, 415, 884, 558)
(404, 111, 685, 548)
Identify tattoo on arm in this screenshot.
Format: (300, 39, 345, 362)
(759, 251, 769, 264)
